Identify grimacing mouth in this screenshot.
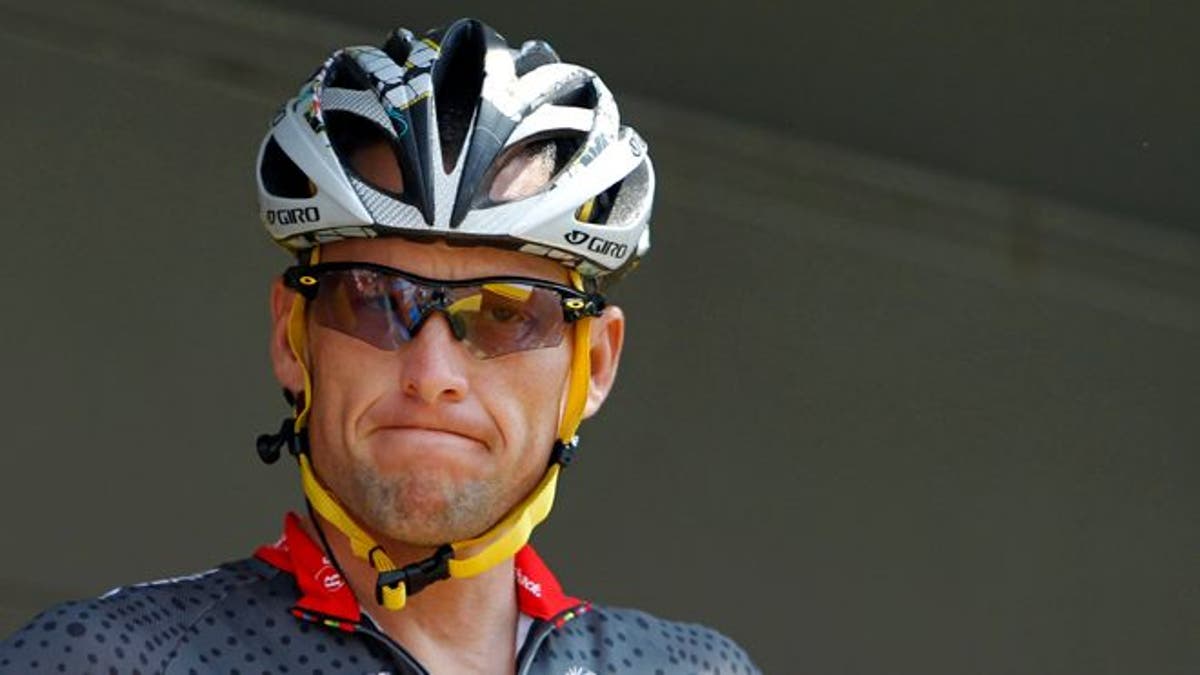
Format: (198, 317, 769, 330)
(366, 420, 491, 450)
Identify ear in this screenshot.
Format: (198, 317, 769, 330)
(582, 305, 626, 418)
(269, 277, 306, 398)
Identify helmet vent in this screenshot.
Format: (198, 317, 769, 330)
(432, 20, 486, 172)
(326, 55, 371, 91)
(327, 111, 406, 195)
(488, 139, 557, 202)
(483, 132, 584, 204)
(583, 182, 620, 225)
(551, 80, 598, 110)
(260, 137, 316, 198)
(552, 134, 585, 173)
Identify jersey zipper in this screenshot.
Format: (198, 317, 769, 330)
(516, 602, 592, 675)
(297, 599, 590, 674)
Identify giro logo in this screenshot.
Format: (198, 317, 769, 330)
(563, 230, 628, 259)
(266, 207, 321, 226)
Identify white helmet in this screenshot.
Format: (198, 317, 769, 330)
(256, 18, 653, 280)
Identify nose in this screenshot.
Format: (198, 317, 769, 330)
(399, 311, 470, 404)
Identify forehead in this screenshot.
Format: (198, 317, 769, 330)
(317, 237, 570, 284)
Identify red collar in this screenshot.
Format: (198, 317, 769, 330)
(255, 512, 584, 625)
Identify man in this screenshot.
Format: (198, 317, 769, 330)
(1, 18, 759, 674)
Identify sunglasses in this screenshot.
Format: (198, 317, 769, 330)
(283, 262, 606, 359)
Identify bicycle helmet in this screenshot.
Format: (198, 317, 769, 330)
(256, 18, 653, 280)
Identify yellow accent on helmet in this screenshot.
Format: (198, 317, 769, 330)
(576, 197, 596, 223)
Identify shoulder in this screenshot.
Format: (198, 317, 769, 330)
(0, 557, 286, 674)
(537, 604, 760, 675)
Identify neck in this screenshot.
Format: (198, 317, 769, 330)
(303, 514, 521, 674)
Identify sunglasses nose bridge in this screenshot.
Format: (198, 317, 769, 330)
(403, 308, 470, 349)
(404, 289, 467, 345)
(439, 307, 469, 341)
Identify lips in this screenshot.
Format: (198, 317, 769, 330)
(360, 397, 493, 451)
(363, 413, 490, 450)
(378, 425, 482, 445)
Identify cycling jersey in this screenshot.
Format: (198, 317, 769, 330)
(0, 513, 759, 674)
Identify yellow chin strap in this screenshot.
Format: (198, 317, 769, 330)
(286, 247, 593, 610)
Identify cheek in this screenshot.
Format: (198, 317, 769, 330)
(488, 349, 572, 455)
(305, 336, 392, 447)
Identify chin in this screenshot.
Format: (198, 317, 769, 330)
(346, 465, 506, 545)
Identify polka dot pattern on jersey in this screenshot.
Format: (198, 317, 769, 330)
(2, 555, 760, 674)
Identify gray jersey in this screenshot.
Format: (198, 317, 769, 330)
(0, 515, 759, 674)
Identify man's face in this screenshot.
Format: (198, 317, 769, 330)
(293, 237, 575, 547)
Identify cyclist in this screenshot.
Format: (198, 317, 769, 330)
(1, 18, 759, 674)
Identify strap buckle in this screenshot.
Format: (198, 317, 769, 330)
(375, 544, 454, 604)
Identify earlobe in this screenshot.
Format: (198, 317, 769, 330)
(583, 305, 625, 418)
(269, 278, 306, 398)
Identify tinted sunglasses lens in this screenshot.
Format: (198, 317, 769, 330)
(446, 283, 567, 358)
(311, 269, 421, 350)
(309, 270, 568, 358)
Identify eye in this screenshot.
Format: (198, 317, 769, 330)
(485, 304, 528, 324)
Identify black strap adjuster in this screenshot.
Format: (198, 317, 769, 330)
(256, 417, 309, 464)
(550, 437, 579, 466)
(375, 544, 454, 604)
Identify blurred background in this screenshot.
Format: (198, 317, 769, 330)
(0, 1, 1196, 673)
